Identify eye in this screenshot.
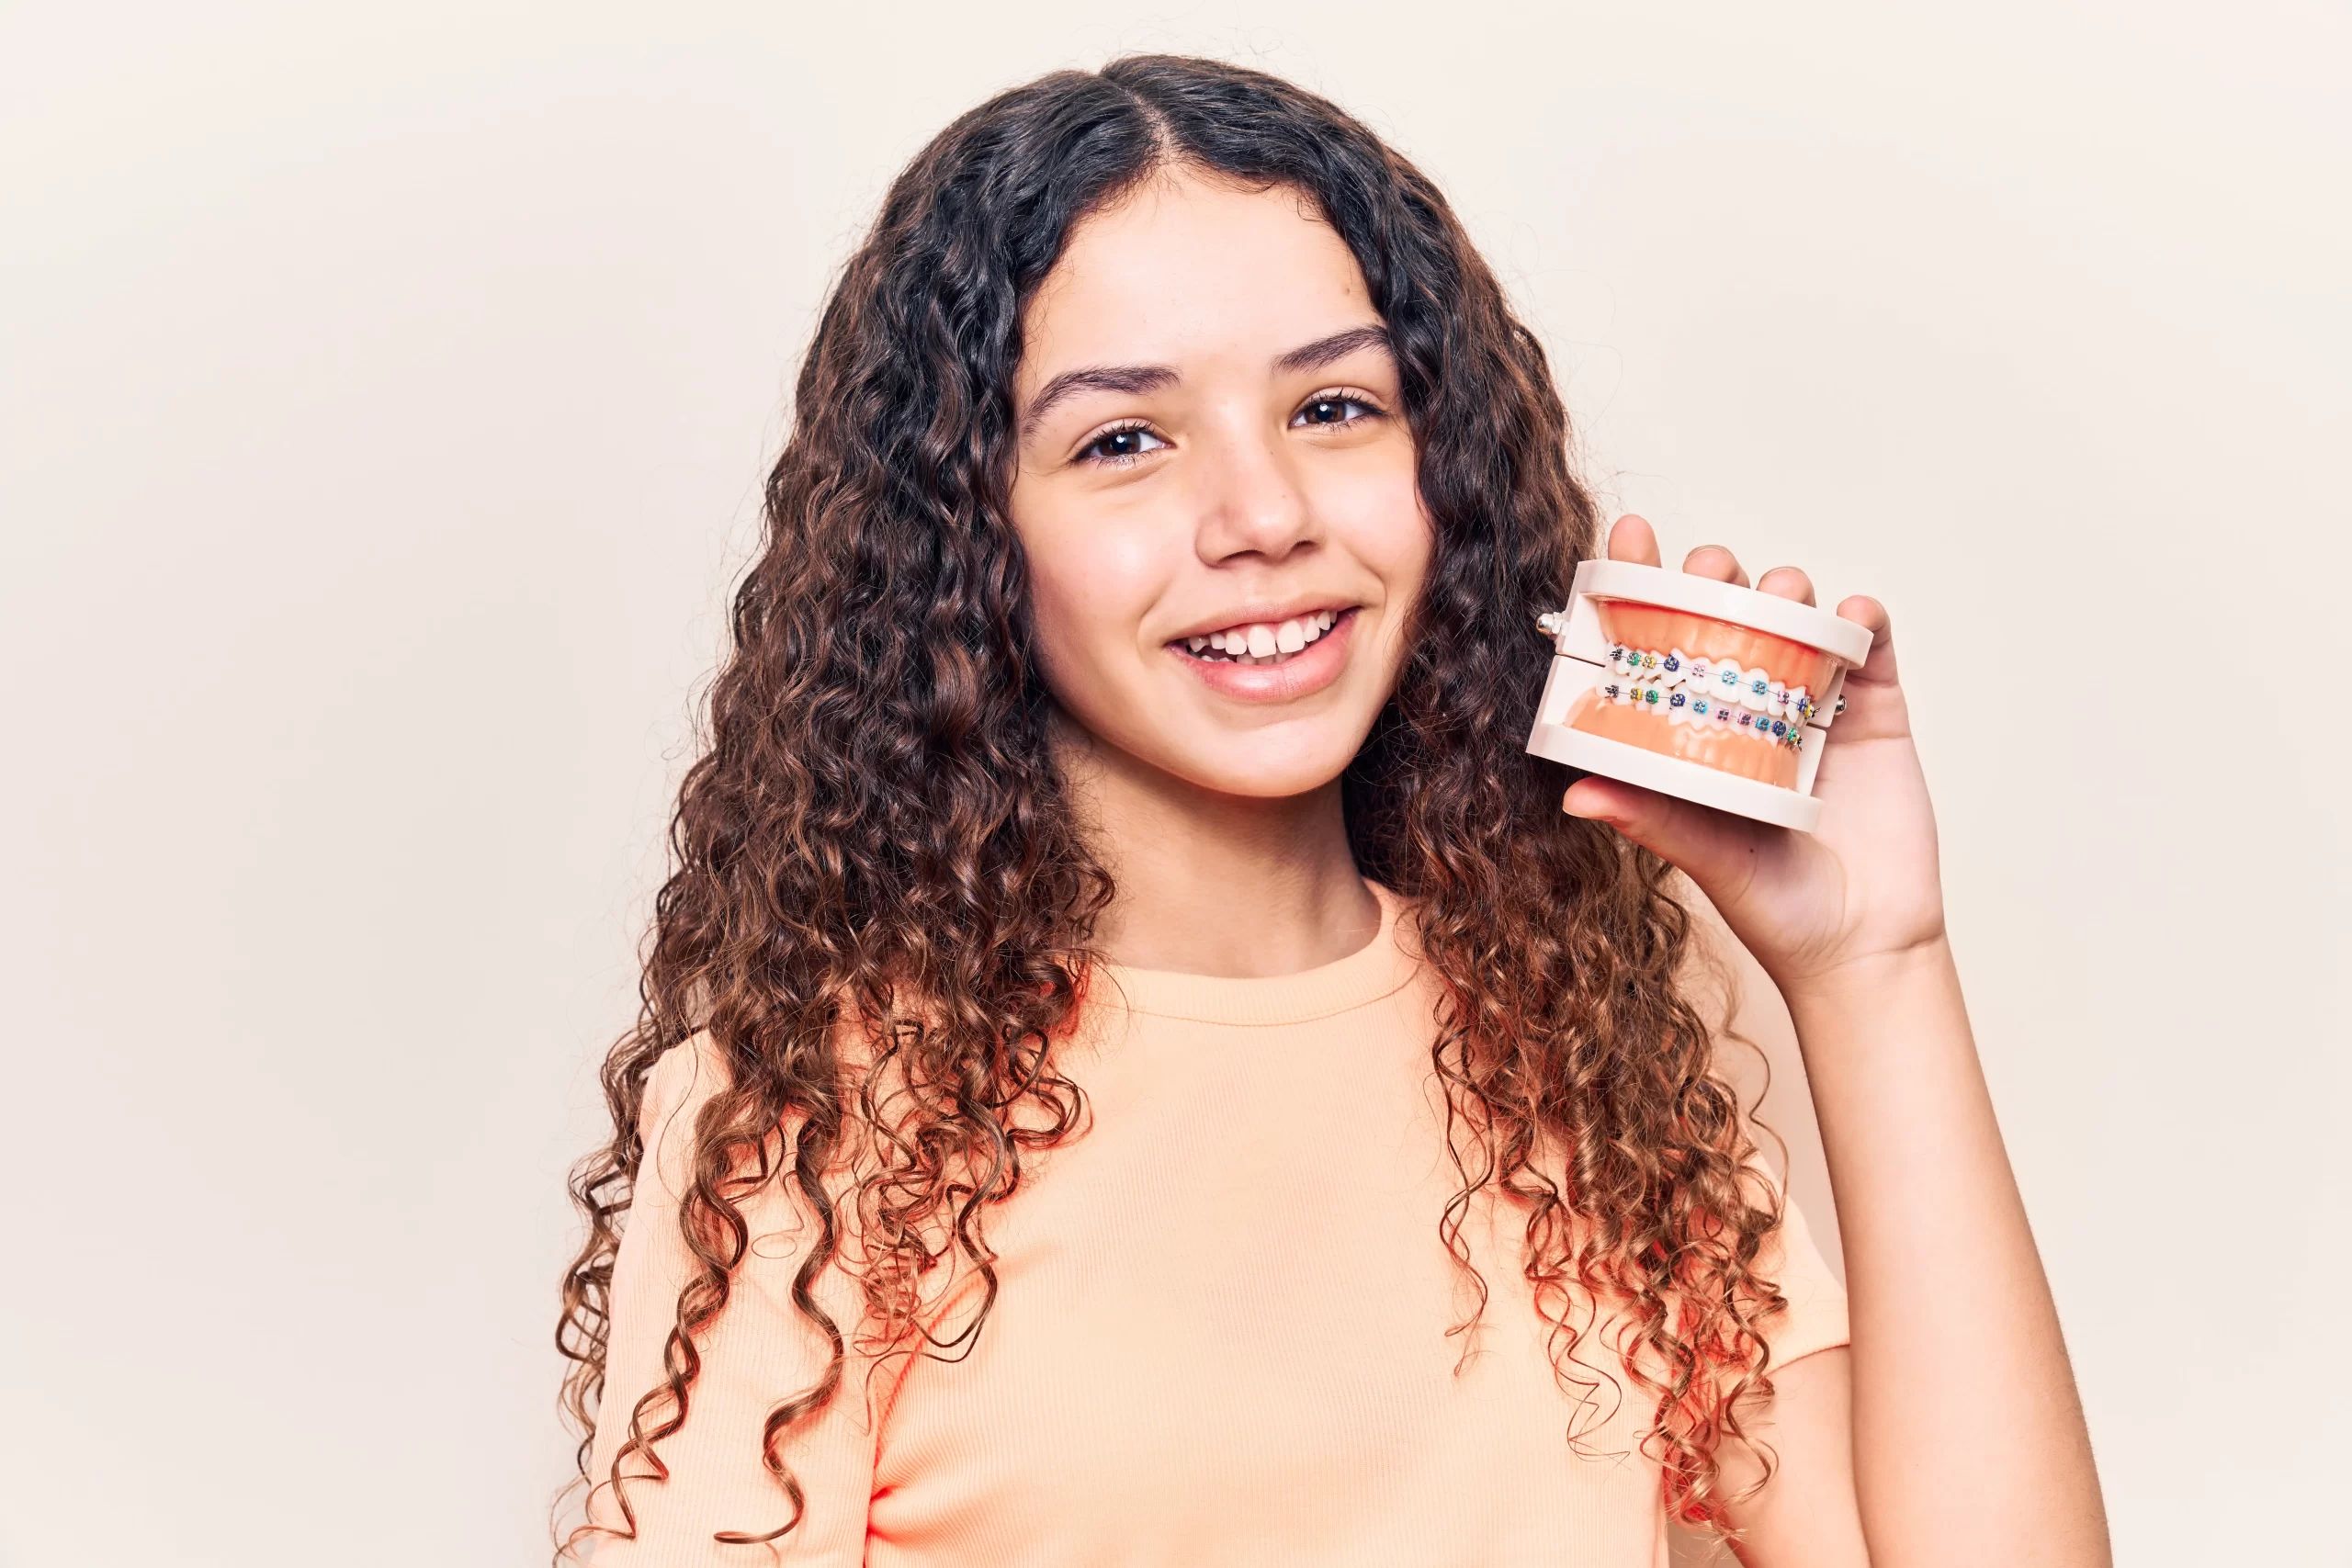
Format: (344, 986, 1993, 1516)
(1291, 390, 1383, 429)
(1078, 423, 1169, 466)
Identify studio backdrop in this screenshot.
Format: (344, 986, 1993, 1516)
(1, 4, 2343, 1565)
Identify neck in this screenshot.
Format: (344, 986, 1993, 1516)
(1053, 711, 1382, 978)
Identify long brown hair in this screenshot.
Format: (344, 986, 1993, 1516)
(557, 53, 1787, 1556)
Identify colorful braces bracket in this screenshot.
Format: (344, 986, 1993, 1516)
(1593, 643, 1821, 750)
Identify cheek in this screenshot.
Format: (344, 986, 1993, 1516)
(1015, 493, 1168, 692)
(1307, 445, 1431, 608)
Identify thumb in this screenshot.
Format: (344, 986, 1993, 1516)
(1561, 775, 1764, 885)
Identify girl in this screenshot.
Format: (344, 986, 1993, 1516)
(556, 55, 2107, 1567)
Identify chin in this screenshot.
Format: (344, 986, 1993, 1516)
(1059, 692, 1373, 802)
(1162, 737, 1358, 801)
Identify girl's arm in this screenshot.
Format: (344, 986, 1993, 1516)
(1564, 516, 2109, 1568)
(1781, 938, 2102, 1565)
(1717, 942, 2106, 1568)
(561, 1036, 878, 1566)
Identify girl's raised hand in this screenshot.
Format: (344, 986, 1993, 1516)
(1561, 514, 1948, 992)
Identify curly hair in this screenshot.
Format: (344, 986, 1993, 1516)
(555, 52, 1790, 1558)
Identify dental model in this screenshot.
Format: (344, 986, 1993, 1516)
(1525, 558, 1874, 831)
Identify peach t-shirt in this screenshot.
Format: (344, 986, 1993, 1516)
(576, 881, 1849, 1566)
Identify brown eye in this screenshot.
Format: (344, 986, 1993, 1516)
(1079, 424, 1167, 464)
(1293, 395, 1377, 428)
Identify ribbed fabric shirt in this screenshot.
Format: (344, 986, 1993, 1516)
(574, 881, 1849, 1566)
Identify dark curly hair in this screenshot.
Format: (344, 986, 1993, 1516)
(556, 52, 1790, 1559)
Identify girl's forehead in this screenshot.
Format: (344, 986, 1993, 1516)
(1016, 175, 1372, 390)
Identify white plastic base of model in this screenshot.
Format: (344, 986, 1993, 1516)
(1528, 716, 1824, 832)
(1555, 558, 1876, 669)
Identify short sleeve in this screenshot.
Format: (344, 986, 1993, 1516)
(569, 1036, 883, 1566)
(1755, 1189, 1849, 1374)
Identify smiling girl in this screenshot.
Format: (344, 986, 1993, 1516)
(555, 56, 2107, 1568)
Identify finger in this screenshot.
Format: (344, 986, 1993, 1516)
(1682, 544, 1751, 589)
(1756, 565, 1816, 605)
(1562, 775, 1771, 897)
(1834, 593, 1899, 684)
(1606, 514, 1663, 566)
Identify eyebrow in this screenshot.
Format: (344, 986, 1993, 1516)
(1017, 322, 1395, 442)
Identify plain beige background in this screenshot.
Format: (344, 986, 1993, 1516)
(2, 2, 2345, 1564)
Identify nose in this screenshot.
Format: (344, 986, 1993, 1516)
(1192, 421, 1318, 567)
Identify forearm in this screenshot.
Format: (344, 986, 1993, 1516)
(1782, 941, 2109, 1568)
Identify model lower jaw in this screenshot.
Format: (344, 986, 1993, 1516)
(1566, 682, 1804, 785)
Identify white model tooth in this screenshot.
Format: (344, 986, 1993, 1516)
(1188, 635, 1207, 653)
(1767, 680, 1788, 718)
(1686, 656, 1713, 691)
(1784, 684, 1809, 725)
(1275, 619, 1306, 654)
(1661, 648, 1689, 689)
(1741, 668, 1770, 712)
(1245, 623, 1277, 658)
(1611, 680, 1634, 705)
(1713, 661, 1744, 704)
(1666, 691, 1689, 726)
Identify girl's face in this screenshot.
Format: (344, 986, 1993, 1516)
(1008, 171, 1432, 801)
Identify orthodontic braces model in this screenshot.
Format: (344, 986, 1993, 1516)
(1598, 644, 1815, 750)
(1525, 557, 1876, 832)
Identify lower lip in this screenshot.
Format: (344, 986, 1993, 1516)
(1170, 611, 1359, 703)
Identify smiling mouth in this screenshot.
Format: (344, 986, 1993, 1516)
(1174, 608, 1352, 666)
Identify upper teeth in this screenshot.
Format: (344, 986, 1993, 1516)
(1192, 610, 1340, 662)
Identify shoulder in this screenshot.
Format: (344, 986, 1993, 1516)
(635, 1021, 884, 1193)
(630, 1033, 734, 1201)
(639, 1031, 735, 1139)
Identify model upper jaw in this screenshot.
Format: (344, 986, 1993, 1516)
(1176, 606, 1351, 665)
